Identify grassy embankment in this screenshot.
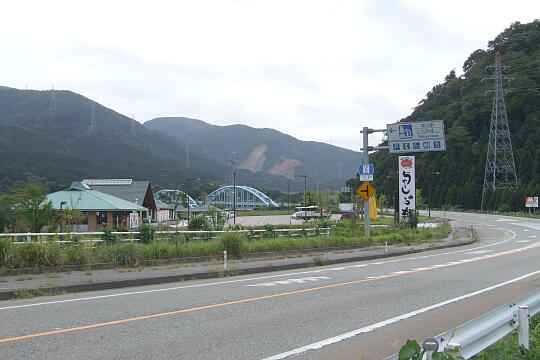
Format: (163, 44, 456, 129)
(471, 312, 540, 359)
(0, 221, 451, 270)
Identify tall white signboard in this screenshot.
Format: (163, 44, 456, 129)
(129, 212, 139, 229)
(399, 156, 416, 220)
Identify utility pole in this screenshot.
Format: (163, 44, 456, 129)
(481, 52, 518, 210)
(287, 183, 290, 215)
(185, 177, 199, 226)
(230, 153, 237, 225)
(295, 173, 308, 219)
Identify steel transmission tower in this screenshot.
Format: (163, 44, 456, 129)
(90, 101, 96, 130)
(481, 52, 518, 210)
(49, 86, 56, 111)
(185, 142, 191, 170)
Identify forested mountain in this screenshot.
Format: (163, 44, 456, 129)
(371, 20, 540, 211)
(145, 117, 361, 190)
(0, 88, 292, 193)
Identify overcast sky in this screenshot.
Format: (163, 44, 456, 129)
(1, 1, 538, 151)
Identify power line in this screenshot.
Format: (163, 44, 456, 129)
(499, 55, 538, 66)
(507, 86, 540, 93)
(508, 64, 540, 74)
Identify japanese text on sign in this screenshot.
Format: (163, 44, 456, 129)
(398, 156, 416, 220)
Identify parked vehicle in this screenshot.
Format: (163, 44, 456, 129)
(291, 206, 329, 220)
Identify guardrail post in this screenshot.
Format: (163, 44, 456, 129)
(518, 305, 529, 349)
(26, 233, 31, 242)
(223, 250, 227, 271)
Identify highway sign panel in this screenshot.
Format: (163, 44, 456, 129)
(356, 182, 376, 200)
(387, 120, 446, 153)
(358, 164, 374, 181)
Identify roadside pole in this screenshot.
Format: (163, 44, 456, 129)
(362, 127, 370, 236)
(359, 127, 387, 236)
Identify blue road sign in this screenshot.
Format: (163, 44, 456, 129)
(387, 120, 446, 153)
(358, 164, 375, 175)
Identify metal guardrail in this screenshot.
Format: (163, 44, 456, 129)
(385, 287, 540, 359)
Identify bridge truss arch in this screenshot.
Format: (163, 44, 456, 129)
(206, 185, 278, 210)
(154, 189, 198, 208)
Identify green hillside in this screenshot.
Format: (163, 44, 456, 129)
(371, 20, 540, 211)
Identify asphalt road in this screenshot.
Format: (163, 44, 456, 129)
(2, 211, 540, 359)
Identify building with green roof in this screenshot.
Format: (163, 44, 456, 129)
(47, 183, 148, 231)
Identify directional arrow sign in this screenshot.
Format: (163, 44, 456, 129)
(356, 182, 376, 200)
(387, 120, 446, 153)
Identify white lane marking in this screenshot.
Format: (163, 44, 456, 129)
(390, 271, 409, 275)
(515, 223, 540, 230)
(365, 276, 376, 279)
(0, 220, 520, 311)
(531, 235, 537, 238)
(464, 250, 493, 255)
(495, 218, 518, 222)
(261, 269, 540, 360)
(524, 230, 530, 232)
(517, 240, 531, 243)
(246, 277, 331, 287)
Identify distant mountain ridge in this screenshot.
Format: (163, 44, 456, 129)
(0, 87, 288, 192)
(145, 117, 361, 188)
(0, 87, 357, 193)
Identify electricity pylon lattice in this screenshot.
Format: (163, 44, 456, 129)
(90, 102, 96, 130)
(131, 114, 136, 137)
(185, 142, 191, 170)
(49, 87, 56, 111)
(481, 52, 518, 210)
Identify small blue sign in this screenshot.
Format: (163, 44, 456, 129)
(403, 143, 411, 150)
(423, 141, 430, 149)
(413, 142, 420, 150)
(358, 164, 375, 175)
(399, 124, 413, 139)
(393, 143, 400, 151)
(434, 141, 441, 149)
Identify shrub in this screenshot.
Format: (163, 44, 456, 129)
(263, 224, 276, 238)
(220, 232, 245, 258)
(0, 238, 11, 267)
(188, 216, 208, 231)
(408, 210, 419, 228)
(138, 224, 155, 244)
(101, 227, 117, 244)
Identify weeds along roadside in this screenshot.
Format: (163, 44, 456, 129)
(0, 221, 451, 271)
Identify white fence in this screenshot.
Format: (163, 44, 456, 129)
(385, 287, 540, 359)
(0, 227, 331, 245)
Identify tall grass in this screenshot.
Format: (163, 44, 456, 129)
(0, 222, 451, 270)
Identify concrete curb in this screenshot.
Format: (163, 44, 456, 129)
(0, 228, 475, 301)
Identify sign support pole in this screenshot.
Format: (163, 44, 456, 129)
(362, 127, 370, 236)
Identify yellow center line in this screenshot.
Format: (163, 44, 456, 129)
(1, 242, 539, 344)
